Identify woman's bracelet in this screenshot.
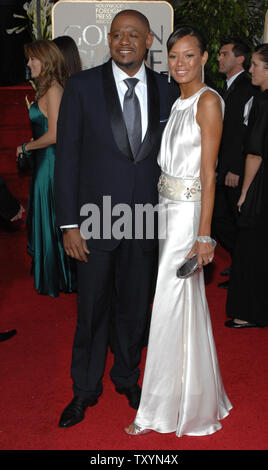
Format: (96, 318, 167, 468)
(196, 236, 213, 244)
(22, 142, 32, 155)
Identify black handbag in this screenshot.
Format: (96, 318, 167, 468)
(17, 152, 33, 172)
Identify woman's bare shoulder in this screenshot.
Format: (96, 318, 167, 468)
(196, 88, 223, 127)
(46, 81, 63, 97)
(199, 88, 221, 106)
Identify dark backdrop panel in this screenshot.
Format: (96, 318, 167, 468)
(0, 1, 32, 85)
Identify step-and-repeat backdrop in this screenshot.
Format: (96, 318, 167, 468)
(264, 9, 268, 42)
(52, 0, 173, 73)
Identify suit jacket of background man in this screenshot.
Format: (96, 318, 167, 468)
(0, 175, 20, 221)
(216, 71, 256, 185)
(54, 59, 178, 252)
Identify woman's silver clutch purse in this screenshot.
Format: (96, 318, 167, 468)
(177, 239, 216, 278)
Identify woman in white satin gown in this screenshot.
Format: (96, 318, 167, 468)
(125, 27, 232, 438)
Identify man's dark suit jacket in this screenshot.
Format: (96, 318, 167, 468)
(0, 175, 20, 221)
(55, 59, 178, 251)
(216, 71, 256, 185)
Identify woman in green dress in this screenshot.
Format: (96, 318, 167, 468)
(16, 39, 75, 297)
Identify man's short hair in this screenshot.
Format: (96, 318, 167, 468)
(111, 9, 150, 31)
(221, 39, 251, 69)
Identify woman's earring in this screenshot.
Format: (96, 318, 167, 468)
(201, 65, 205, 83)
(168, 70, 171, 83)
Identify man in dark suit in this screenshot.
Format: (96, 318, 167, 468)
(0, 174, 23, 342)
(55, 9, 178, 428)
(212, 39, 256, 288)
(0, 175, 24, 223)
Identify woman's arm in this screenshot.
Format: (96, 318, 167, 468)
(187, 91, 223, 268)
(16, 83, 63, 155)
(237, 154, 262, 211)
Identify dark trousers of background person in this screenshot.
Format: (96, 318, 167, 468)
(226, 225, 268, 326)
(212, 183, 240, 257)
(70, 238, 158, 400)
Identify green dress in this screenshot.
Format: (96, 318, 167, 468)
(27, 101, 76, 297)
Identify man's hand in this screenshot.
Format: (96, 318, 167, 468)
(63, 228, 90, 262)
(16, 146, 23, 157)
(10, 205, 25, 222)
(225, 171, 239, 188)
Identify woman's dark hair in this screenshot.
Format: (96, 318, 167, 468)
(24, 39, 67, 96)
(167, 26, 207, 55)
(53, 35, 82, 77)
(255, 43, 268, 69)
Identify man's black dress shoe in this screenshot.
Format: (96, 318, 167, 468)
(217, 280, 229, 289)
(115, 384, 141, 410)
(0, 330, 17, 342)
(225, 320, 260, 329)
(58, 396, 98, 428)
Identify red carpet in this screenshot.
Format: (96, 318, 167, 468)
(0, 86, 268, 454)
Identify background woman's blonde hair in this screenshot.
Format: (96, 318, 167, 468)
(24, 39, 67, 96)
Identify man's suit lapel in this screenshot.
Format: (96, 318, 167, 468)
(102, 60, 160, 163)
(224, 71, 247, 101)
(135, 66, 160, 163)
(102, 59, 133, 160)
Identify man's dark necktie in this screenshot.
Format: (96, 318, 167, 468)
(222, 81, 228, 100)
(123, 78, 142, 158)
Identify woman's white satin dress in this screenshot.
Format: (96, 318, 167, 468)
(134, 87, 232, 437)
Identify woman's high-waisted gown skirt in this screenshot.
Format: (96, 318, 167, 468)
(134, 87, 232, 437)
(27, 101, 76, 297)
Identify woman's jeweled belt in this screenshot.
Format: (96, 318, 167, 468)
(157, 172, 201, 202)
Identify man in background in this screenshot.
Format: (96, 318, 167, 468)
(212, 39, 256, 288)
(0, 174, 24, 342)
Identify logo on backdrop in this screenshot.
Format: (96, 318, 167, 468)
(52, 1, 173, 72)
